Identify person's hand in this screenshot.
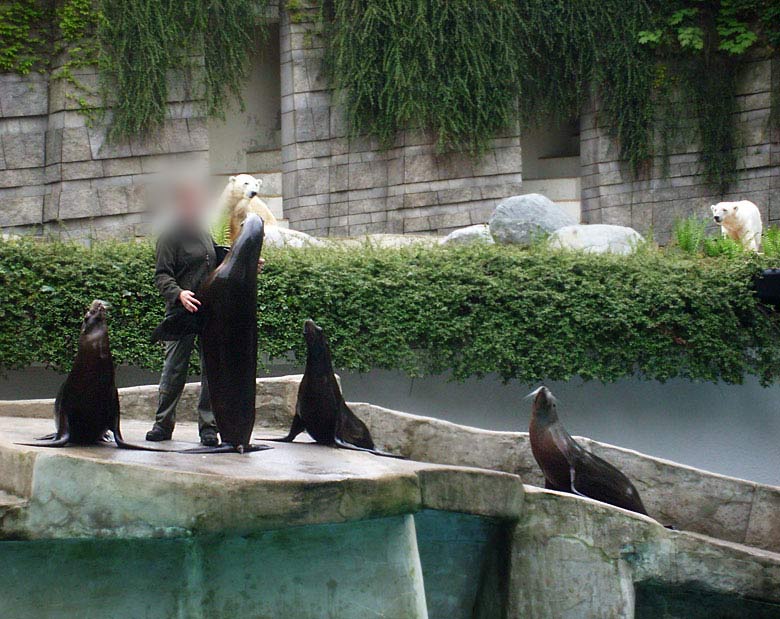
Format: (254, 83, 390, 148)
(179, 290, 201, 313)
(257, 257, 266, 274)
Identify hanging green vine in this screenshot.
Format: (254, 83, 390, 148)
(322, 0, 779, 190)
(97, 0, 265, 141)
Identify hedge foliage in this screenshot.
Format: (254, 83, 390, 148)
(1, 239, 779, 385)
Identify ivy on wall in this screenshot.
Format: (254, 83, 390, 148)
(323, 0, 780, 192)
(0, 0, 264, 139)
(0, 0, 777, 189)
(98, 0, 265, 140)
(0, 0, 48, 74)
(1, 239, 780, 386)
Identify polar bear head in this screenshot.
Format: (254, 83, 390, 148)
(711, 202, 739, 225)
(226, 174, 262, 201)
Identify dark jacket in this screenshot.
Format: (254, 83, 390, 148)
(155, 225, 217, 312)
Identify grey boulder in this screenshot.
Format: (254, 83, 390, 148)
(440, 224, 494, 245)
(489, 194, 575, 246)
(548, 224, 644, 255)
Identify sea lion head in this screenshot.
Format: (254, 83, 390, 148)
(303, 319, 331, 366)
(303, 318, 325, 347)
(529, 386, 559, 423)
(82, 300, 108, 334)
(228, 213, 264, 265)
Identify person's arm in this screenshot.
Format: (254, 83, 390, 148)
(154, 234, 183, 307)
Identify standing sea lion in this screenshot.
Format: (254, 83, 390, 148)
(152, 214, 271, 454)
(18, 300, 164, 451)
(259, 319, 401, 458)
(528, 386, 648, 516)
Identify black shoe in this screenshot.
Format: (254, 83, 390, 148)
(200, 429, 219, 447)
(146, 426, 172, 442)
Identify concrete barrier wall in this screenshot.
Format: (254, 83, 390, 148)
(1, 374, 778, 553)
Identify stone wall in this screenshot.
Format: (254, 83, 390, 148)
(279, 4, 523, 237)
(581, 57, 779, 244)
(0, 54, 210, 242)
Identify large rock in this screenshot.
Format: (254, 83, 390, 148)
(548, 224, 644, 255)
(264, 225, 323, 248)
(489, 193, 575, 245)
(440, 224, 494, 246)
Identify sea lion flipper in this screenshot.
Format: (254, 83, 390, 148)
(179, 443, 273, 454)
(333, 437, 404, 459)
(35, 432, 58, 441)
(256, 414, 306, 442)
(16, 433, 71, 448)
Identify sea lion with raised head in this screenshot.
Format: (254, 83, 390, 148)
(18, 300, 166, 451)
(259, 319, 401, 458)
(152, 214, 271, 454)
(528, 386, 648, 516)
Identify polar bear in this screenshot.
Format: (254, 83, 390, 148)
(710, 200, 762, 252)
(217, 174, 278, 245)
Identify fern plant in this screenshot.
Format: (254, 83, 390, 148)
(763, 226, 780, 258)
(673, 216, 708, 254)
(702, 236, 744, 258)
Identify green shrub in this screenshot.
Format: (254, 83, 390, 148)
(763, 226, 780, 258)
(673, 216, 708, 254)
(1, 239, 778, 385)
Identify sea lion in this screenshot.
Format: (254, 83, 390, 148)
(528, 386, 648, 516)
(18, 300, 166, 451)
(152, 214, 270, 454)
(258, 319, 401, 458)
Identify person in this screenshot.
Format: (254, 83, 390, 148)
(145, 182, 265, 446)
(146, 182, 220, 445)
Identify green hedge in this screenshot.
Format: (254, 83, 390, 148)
(1, 239, 779, 385)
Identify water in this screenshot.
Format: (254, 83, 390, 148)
(1, 366, 778, 486)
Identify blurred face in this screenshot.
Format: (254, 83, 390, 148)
(173, 183, 207, 225)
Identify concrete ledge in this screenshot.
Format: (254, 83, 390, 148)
(0, 418, 523, 540)
(512, 487, 780, 617)
(352, 401, 780, 554)
(2, 375, 779, 554)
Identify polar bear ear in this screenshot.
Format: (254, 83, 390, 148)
(710, 205, 716, 214)
(732, 204, 739, 212)
(229, 176, 236, 183)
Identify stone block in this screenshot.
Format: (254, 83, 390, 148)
(102, 157, 143, 177)
(58, 188, 100, 219)
(98, 187, 130, 216)
(297, 167, 329, 196)
(0, 75, 48, 117)
(0, 167, 44, 189)
(87, 126, 132, 160)
(428, 210, 472, 231)
(0, 195, 42, 226)
(61, 161, 103, 181)
(2, 133, 45, 169)
(348, 161, 386, 190)
(187, 118, 209, 150)
(405, 154, 438, 184)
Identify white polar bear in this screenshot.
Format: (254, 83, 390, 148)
(216, 174, 278, 245)
(710, 200, 762, 252)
